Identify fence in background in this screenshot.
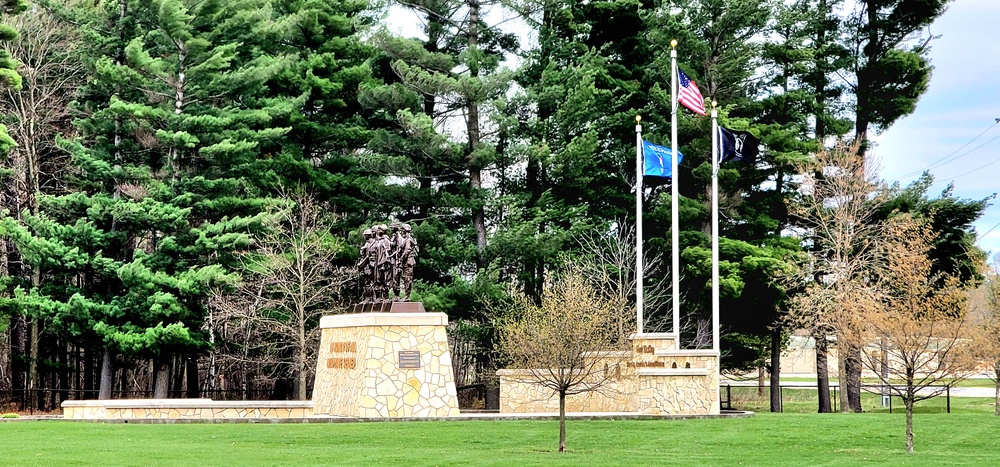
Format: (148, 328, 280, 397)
(721, 383, 950, 414)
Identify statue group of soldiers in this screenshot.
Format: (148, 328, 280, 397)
(356, 222, 418, 302)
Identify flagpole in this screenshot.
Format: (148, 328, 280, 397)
(635, 115, 644, 336)
(711, 102, 721, 414)
(711, 101, 719, 353)
(670, 40, 680, 339)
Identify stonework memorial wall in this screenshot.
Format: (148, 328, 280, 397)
(312, 312, 460, 418)
(498, 333, 720, 415)
(62, 400, 314, 420)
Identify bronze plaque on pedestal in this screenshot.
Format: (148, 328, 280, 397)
(398, 350, 421, 369)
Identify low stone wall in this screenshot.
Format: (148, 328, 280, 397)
(635, 359, 719, 415)
(312, 312, 460, 418)
(62, 399, 313, 420)
(499, 334, 720, 415)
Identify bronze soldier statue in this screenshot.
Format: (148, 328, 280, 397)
(356, 228, 375, 302)
(389, 222, 404, 300)
(357, 222, 419, 305)
(397, 223, 418, 301)
(372, 224, 393, 301)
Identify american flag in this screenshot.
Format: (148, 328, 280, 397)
(677, 69, 707, 116)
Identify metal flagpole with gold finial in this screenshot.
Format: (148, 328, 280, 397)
(711, 101, 721, 412)
(711, 100, 719, 353)
(635, 115, 644, 335)
(670, 39, 680, 340)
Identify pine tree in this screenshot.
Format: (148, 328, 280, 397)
(4, 0, 289, 399)
(846, 0, 950, 149)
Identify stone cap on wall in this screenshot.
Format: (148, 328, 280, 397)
(581, 351, 633, 358)
(653, 350, 720, 357)
(496, 369, 590, 377)
(61, 399, 315, 409)
(320, 312, 448, 329)
(635, 368, 711, 376)
(629, 332, 678, 341)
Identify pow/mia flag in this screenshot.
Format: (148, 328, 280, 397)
(718, 127, 760, 165)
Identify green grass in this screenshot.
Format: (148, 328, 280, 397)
(729, 387, 997, 414)
(3, 411, 1000, 466)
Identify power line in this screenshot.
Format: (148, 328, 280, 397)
(892, 120, 1000, 182)
(939, 138, 1000, 181)
(978, 218, 1000, 244)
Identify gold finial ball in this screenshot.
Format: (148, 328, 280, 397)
(670, 39, 678, 48)
(636, 115, 642, 123)
(711, 100, 718, 108)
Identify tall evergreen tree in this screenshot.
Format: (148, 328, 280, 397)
(846, 0, 950, 149)
(4, 0, 290, 399)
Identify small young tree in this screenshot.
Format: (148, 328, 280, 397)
(976, 258, 1000, 415)
(211, 192, 351, 400)
(495, 266, 630, 452)
(860, 216, 975, 453)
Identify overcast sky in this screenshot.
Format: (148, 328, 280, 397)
(874, 0, 1000, 257)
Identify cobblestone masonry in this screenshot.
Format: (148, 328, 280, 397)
(312, 312, 459, 418)
(62, 400, 313, 420)
(499, 334, 719, 415)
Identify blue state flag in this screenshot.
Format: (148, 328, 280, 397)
(642, 140, 683, 178)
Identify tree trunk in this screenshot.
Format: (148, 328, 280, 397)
(466, 0, 487, 270)
(99, 349, 113, 399)
(559, 390, 567, 453)
(81, 345, 92, 398)
(757, 366, 765, 397)
(294, 348, 307, 401)
(816, 332, 831, 413)
(838, 343, 849, 413)
(811, 0, 830, 141)
(28, 318, 40, 410)
(995, 369, 1000, 416)
(168, 39, 187, 183)
(9, 314, 25, 405)
(846, 344, 863, 412)
(186, 357, 199, 398)
(153, 358, 170, 398)
(769, 326, 782, 412)
(171, 355, 185, 394)
(881, 336, 889, 407)
(905, 389, 915, 453)
(58, 339, 69, 405)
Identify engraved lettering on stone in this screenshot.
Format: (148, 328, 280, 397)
(331, 341, 357, 353)
(398, 350, 421, 369)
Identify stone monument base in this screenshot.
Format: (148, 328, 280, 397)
(312, 311, 459, 418)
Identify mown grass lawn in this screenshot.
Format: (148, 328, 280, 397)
(3, 409, 1000, 466)
(729, 385, 997, 414)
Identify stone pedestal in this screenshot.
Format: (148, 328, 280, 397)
(312, 312, 460, 418)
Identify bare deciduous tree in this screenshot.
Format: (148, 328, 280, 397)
(210, 192, 351, 400)
(860, 216, 976, 453)
(577, 224, 677, 337)
(495, 266, 630, 452)
(0, 6, 82, 407)
(974, 257, 1000, 415)
(784, 142, 888, 413)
